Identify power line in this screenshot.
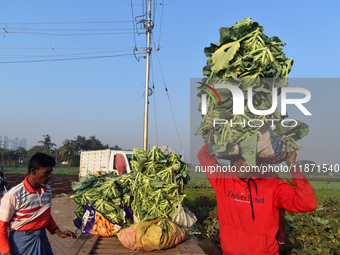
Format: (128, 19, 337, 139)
(150, 56, 159, 146)
(6, 28, 134, 31)
(157, 0, 165, 48)
(151, 35, 183, 152)
(0, 50, 133, 59)
(5, 31, 134, 36)
(0, 47, 134, 50)
(0, 52, 145, 64)
(152, 0, 158, 24)
(130, 0, 138, 48)
(1, 21, 133, 25)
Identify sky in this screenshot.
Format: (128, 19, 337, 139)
(0, 0, 339, 165)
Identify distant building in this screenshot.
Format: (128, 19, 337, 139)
(0, 136, 27, 150)
(0, 136, 4, 149)
(19, 138, 27, 149)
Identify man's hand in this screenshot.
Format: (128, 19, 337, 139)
(55, 228, 77, 239)
(286, 148, 297, 168)
(207, 128, 214, 145)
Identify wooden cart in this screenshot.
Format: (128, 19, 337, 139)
(66, 234, 206, 255)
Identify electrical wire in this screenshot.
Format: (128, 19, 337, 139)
(1, 21, 132, 25)
(150, 55, 159, 146)
(122, 0, 146, 5)
(0, 49, 133, 60)
(130, 0, 138, 49)
(157, 0, 165, 48)
(5, 27, 133, 31)
(0, 52, 145, 64)
(142, 0, 145, 16)
(152, 0, 158, 24)
(0, 47, 133, 50)
(151, 34, 183, 152)
(1, 20, 135, 36)
(5, 31, 134, 36)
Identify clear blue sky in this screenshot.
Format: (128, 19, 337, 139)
(0, 0, 339, 164)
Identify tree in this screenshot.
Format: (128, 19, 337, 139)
(28, 145, 44, 159)
(1, 150, 7, 166)
(86, 136, 105, 150)
(112, 145, 121, 150)
(16, 147, 28, 164)
(38, 134, 56, 154)
(74, 135, 87, 155)
(59, 139, 76, 163)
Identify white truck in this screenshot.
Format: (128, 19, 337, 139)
(79, 149, 133, 177)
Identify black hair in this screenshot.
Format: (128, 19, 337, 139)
(230, 155, 245, 164)
(28, 152, 56, 174)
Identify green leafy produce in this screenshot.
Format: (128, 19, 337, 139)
(203, 18, 293, 79)
(130, 146, 190, 221)
(71, 171, 132, 223)
(197, 18, 309, 162)
(71, 146, 190, 224)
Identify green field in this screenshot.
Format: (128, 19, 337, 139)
(184, 180, 340, 212)
(185, 178, 340, 200)
(1, 166, 79, 175)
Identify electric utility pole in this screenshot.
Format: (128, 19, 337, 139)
(135, 0, 158, 150)
(142, 0, 157, 151)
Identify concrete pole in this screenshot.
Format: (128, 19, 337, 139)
(143, 0, 152, 151)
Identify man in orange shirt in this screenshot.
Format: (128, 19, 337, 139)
(0, 152, 76, 255)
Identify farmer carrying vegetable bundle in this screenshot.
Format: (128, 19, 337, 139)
(0, 153, 76, 255)
(195, 18, 317, 254)
(197, 144, 317, 255)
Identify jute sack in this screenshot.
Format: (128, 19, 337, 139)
(117, 224, 143, 250)
(257, 124, 287, 164)
(118, 218, 188, 251)
(215, 124, 287, 164)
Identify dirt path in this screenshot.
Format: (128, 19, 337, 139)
(5, 173, 79, 195)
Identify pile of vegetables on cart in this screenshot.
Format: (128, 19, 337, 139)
(71, 146, 193, 248)
(196, 18, 309, 166)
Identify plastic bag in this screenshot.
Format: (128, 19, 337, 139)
(172, 204, 197, 228)
(73, 204, 122, 236)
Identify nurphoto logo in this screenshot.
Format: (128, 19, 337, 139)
(199, 82, 312, 128)
(200, 83, 311, 116)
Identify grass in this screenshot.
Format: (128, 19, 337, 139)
(1, 166, 79, 175)
(184, 188, 216, 209)
(184, 178, 340, 208)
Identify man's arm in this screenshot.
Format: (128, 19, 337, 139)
(0, 193, 17, 255)
(274, 150, 317, 212)
(197, 144, 229, 190)
(46, 214, 58, 234)
(47, 214, 76, 239)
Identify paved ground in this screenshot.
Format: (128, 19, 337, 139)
(47, 194, 80, 255)
(0, 195, 79, 255)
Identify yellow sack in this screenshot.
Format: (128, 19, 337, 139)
(118, 218, 188, 251)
